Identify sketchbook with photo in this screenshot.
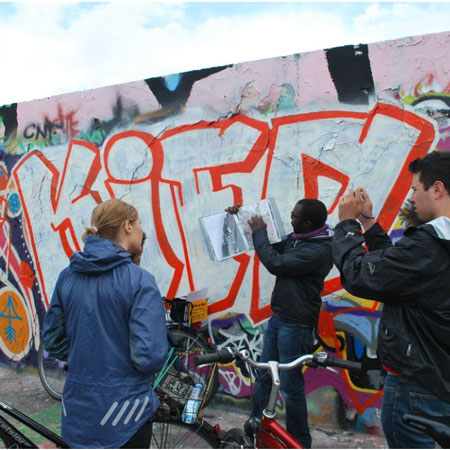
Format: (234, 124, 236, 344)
(200, 198, 285, 262)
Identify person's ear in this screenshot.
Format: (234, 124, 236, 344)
(433, 181, 446, 199)
(123, 220, 132, 234)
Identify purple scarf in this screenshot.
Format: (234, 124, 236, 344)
(292, 223, 330, 240)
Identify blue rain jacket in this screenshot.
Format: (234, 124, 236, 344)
(42, 235, 169, 448)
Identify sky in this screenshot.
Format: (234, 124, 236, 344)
(1, 1, 450, 106)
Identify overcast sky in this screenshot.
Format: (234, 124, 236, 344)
(1, 1, 450, 106)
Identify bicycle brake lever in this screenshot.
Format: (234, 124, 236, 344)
(311, 351, 338, 374)
(306, 359, 338, 374)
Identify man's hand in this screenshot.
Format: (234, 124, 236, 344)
(338, 189, 364, 221)
(248, 215, 267, 231)
(225, 204, 241, 215)
(356, 187, 377, 231)
(357, 187, 374, 219)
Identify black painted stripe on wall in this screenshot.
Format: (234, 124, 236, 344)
(0, 103, 18, 142)
(145, 65, 231, 113)
(325, 44, 375, 105)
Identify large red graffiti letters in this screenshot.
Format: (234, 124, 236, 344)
(12, 140, 102, 307)
(13, 104, 435, 319)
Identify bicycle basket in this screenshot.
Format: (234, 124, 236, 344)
(153, 348, 206, 421)
(164, 297, 208, 324)
(165, 298, 192, 323)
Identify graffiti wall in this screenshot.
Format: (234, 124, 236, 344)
(1, 30, 449, 432)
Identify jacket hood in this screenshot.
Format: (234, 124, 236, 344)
(70, 235, 132, 273)
(421, 216, 450, 245)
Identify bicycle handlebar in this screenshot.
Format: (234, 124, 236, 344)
(323, 354, 362, 371)
(194, 348, 361, 372)
(403, 414, 450, 448)
(194, 348, 236, 365)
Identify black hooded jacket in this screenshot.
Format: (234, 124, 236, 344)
(333, 217, 450, 403)
(252, 228, 333, 328)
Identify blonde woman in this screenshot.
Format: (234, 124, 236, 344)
(43, 199, 168, 448)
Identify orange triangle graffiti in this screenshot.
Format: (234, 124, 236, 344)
(301, 154, 350, 214)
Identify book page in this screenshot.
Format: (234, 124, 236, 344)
(236, 199, 283, 249)
(200, 212, 248, 261)
(199, 199, 285, 261)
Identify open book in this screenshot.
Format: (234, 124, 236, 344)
(200, 199, 285, 262)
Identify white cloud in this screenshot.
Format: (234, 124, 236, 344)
(1, 2, 449, 105)
(352, 2, 450, 43)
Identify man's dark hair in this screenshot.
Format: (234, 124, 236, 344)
(297, 198, 328, 229)
(409, 151, 450, 193)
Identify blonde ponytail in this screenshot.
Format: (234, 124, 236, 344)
(82, 226, 99, 242)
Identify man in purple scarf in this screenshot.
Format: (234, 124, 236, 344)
(226, 199, 333, 448)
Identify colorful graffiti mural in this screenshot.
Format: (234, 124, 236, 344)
(0, 30, 449, 433)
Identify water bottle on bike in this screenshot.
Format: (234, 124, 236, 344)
(182, 383, 203, 424)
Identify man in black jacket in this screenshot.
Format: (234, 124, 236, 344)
(332, 151, 450, 449)
(227, 199, 333, 448)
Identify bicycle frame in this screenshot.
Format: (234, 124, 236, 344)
(0, 400, 68, 448)
(257, 416, 302, 448)
(195, 348, 362, 449)
(254, 359, 303, 448)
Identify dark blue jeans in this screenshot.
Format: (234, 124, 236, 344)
(252, 314, 314, 448)
(381, 374, 450, 448)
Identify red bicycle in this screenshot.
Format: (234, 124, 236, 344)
(195, 348, 362, 448)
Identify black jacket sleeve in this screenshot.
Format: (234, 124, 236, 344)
(332, 219, 436, 303)
(252, 229, 329, 277)
(364, 222, 393, 251)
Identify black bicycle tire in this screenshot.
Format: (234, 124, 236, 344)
(167, 326, 219, 407)
(220, 427, 247, 448)
(150, 419, 220, 449)
(37, 342, 65, 401)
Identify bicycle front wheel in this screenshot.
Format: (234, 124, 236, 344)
(37, 342, 66, 401)
(150, 420, 220, 449)
(168, 326, 219, 407)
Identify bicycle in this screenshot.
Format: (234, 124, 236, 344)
(32, 322, 222, 448)
(194, 347, 362, 448)
(163, 296, 220, 407)
(0, 392, 223, 449)
(2, 344, 223, 449)
(1, 347, 224, 450)
(37, 295, 219, 405)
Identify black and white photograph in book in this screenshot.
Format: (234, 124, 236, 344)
(200, 199, 285, 261)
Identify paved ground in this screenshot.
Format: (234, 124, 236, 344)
(0, 364, 387, 448)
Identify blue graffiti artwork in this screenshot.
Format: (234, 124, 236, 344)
(164, 73, 181, 92)
(7, 193, 20, 215)
(0, 295, 22, 343)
